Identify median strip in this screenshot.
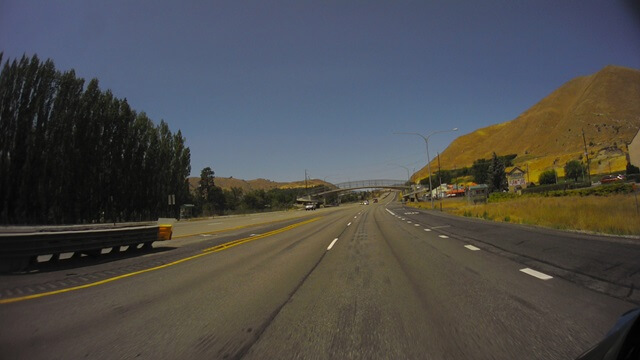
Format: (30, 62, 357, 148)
(0, 217, 322, 305)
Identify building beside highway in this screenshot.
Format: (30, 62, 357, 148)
(506, 166, 527, 192)
(629, 129, 640, 168)
(466, 184, 489, 203)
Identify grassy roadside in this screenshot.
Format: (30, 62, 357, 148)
(408, 193, 640, 236)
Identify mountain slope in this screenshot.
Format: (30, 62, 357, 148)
(187, 177, 333, 193)
(412, 65, 640, 182)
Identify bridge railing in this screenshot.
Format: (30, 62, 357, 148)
(335, 179, 407, 189)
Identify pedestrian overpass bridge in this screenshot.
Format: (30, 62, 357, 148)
(296, 179, 410, 203)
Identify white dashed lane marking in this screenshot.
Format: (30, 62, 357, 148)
(327, 238, 339, 250)
(414, 224, 420, 227)
(520, 268, 553, 280)
(347, 222, 352, 226)
(438, 235, 449, 239)
(464, 245, 480, 251)
(424, 229, 431, 232)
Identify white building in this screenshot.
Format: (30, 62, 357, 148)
(630, 129, 640, 168)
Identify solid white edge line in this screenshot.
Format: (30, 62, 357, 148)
(520, 268, 553, 280)
(464, 245, 480, 251)
(327, 238, 339, 250)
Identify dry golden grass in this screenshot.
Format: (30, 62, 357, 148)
(411, 65, 640, 183)
(409, 194, 640, 236)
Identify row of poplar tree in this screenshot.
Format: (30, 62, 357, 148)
(0, 53, 191, 224)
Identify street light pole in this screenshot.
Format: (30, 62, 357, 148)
(389, 163, 411, 184)
(395, 128, 458, 209)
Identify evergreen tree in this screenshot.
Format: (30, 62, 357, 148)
(487, 152, 507, 192)
(471, 158, 491, 184)
(0, 53, 192, 224)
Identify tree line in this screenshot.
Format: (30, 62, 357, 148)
(419, 152, 622, 190)
(420, 153, 513, 192)
(0, 53, 191, 224)
(192, 167, 342, 216)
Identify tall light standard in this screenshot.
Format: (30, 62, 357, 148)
(389, 163, 411, 184)
(395, 128, 458, 209)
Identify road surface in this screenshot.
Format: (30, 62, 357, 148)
(0, 195, 637, 359)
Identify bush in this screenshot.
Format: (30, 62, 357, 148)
(539, 170, 557, 185)
(564, 160, 588, 182)
(626, 174, 640, 183)
(627, 163, 640, 175)
(571, 183, 633, 196)
(521, 181, 590, 195)
(488, 192, 518, 202)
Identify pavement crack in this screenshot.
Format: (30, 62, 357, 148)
(235, 211, 356, 359)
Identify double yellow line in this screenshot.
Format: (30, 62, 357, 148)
(0, 217, 321, 305)
(202, 217, 320, 253)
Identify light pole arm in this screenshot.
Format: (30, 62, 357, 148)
(394, 128, 457, 209)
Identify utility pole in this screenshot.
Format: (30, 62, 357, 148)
(582, 128, 592, 184)
(437, 152, 443, 211)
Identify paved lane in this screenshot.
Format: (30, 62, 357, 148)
(0, 198, 635, 359)
(390, 202, 640, 303)
(245, 202, 634, 359)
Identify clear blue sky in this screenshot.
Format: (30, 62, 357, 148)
(2, 1, 639, 183)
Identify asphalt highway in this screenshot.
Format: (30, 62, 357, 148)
(0, 195, 637, 359)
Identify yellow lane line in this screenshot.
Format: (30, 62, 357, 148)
(0, 217, 322, 305)
(202, 217, 321, 253)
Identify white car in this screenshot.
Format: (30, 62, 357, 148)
(305, 204, 316, 210)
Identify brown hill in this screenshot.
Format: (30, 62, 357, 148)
(412, 65, 640, 182)
(187, 177, 334, 193)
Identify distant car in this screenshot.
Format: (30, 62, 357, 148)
(601, 174, 625, 184)
(305, 204, 316, 210)
(362, 200, 369, 205)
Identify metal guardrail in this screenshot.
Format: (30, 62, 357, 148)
(0, 223, 173, 272)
